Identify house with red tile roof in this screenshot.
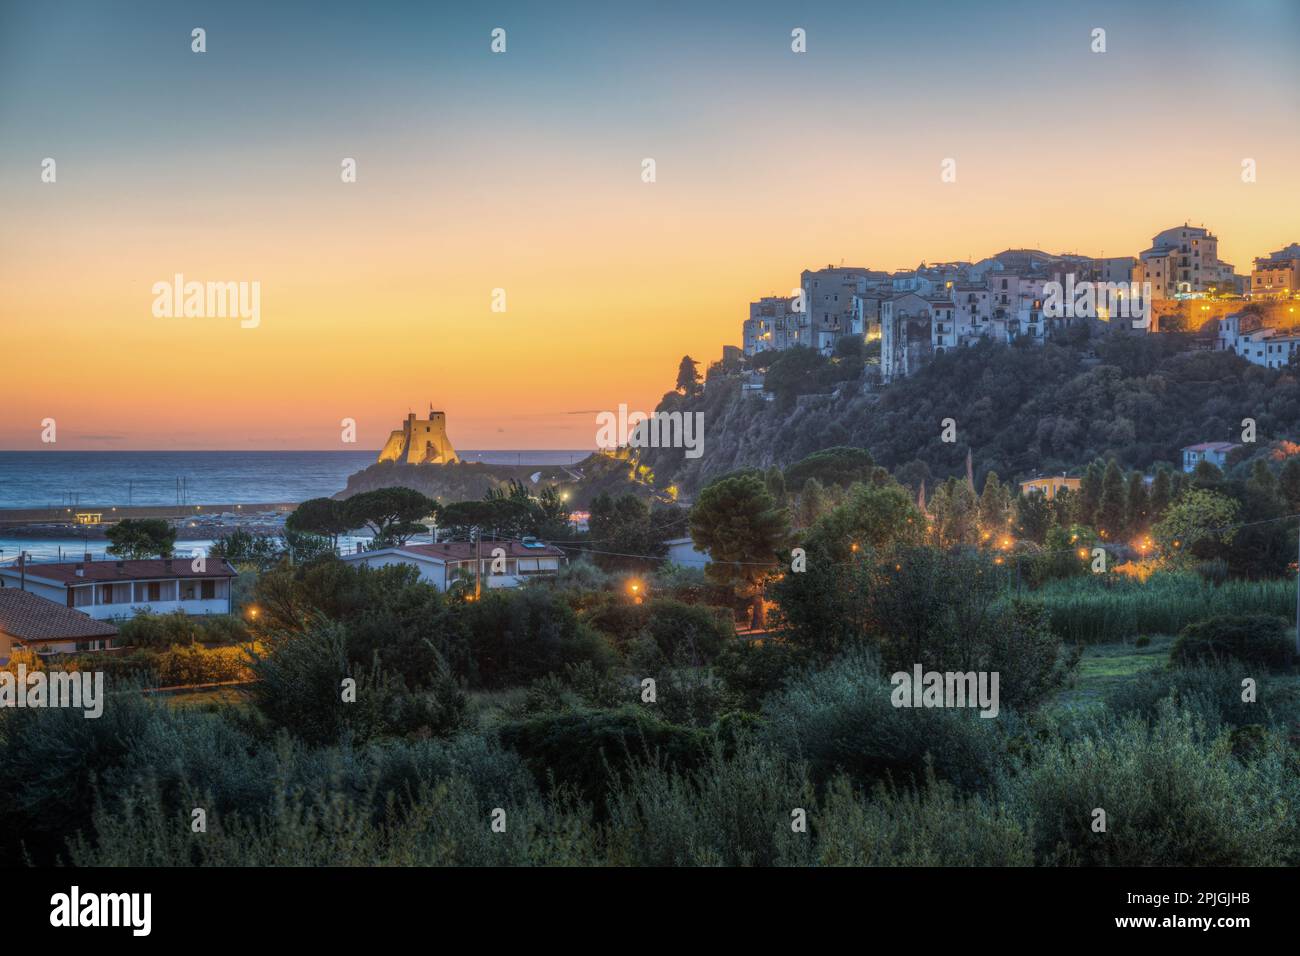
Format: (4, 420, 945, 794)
(0, 588, 119, 661)
(0, 555, 238, 621)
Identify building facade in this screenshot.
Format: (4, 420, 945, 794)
(0, 556, 237, 621)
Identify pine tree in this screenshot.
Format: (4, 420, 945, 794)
(1097, 460, 1126, 538)
(1124, 471, 1150, 534)
(1148, 468, 1172, 522)
(1078, 461, 1104, 527)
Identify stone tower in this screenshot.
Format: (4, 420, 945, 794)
(378, 409, 459, 465)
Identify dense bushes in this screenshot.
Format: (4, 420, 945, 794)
(458, 589, 617, 689)
(582, 598, 733, 664)
(117, 611, 249, 648)
(155, 643, 255, 685)
(247, 623, 469, 745)
(1170, 614, 1295, 671)
(1012, 707, 1295, 866)
(498, 707, 709, 812)
(759, 650, 1010, 794)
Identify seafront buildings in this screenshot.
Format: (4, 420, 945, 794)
(741, 223, 1298, 383)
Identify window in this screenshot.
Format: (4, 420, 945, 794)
(201, 580, 216, 600)
(180, 580, 198, 601)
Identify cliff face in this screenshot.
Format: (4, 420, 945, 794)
(641, 333, 1300, 496)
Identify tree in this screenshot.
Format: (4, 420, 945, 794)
(1015, 491, 1053, 545)
(106, 518, 176, 560)
(586, 493, 670, 572)
(286, 497, 350, 548)
(689, 474, 791, 628)
(675, 355, 702, 397)
(1148, 468, 1173, 522)
(1153, 489, 1239, 567)
(208, 529, 282, 570)
(1096, 460, 1126, 539)
(1076, 461, 1104, 528)
(1124, 471, 1150, 536)
(795, 477, 829, 529)
(784, 446, 875, 490)
(764, 465, 786, 503)
(978, 471, 1011, 534)
(343, 488, 436, 546)
(1279, 458, 1300, 513)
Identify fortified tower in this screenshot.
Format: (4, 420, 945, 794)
(378, 409, 459, 465)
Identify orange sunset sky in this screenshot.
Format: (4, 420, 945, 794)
(2, 0, 1298, 450)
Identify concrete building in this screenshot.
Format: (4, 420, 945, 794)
(801, 266, 888, 355)
(1135, 224, 1235, 299)
(378, 409, 459, 465)
(1251, 243, 1300, 300)
(743, 295, 801, 355)
(880, 293, 936, 383)
(341, 539, 565, 591)
(0, 588, 119, 661)
(0, 556, 237, 621)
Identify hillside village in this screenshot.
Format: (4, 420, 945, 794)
(742, 225, 1300, 382)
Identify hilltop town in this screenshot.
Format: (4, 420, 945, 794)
(741, 225, 1300, 382)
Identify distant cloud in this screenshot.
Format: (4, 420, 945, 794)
(73, 433, 127, 441)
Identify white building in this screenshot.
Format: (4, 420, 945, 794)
(1181, 442, 1241, 473)
(0, 556, 237, 621)
(1217, 312, 1300, 368)
(341, 539, 565, 591)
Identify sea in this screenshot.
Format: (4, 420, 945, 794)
(0, 450, 590, 562)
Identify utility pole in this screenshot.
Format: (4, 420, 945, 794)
(474, 529, 481, 601)
(1295, 519, 1300, 656)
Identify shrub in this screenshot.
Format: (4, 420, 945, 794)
(155, 643, 254, 685)
(458, 589, 618, 689)
(760, 649, 1009, 794)
(604, 740, 817, 866)
(247, 623, 469, 745)
(583, 597, 733, 664)
(498, 707, 710, 813)
(1013, 706, 1293, 865)
(812, 773, 1033, 866)
(1105, 662, 1285, 733)
(1170, 614, 1295, 671)
(714, 638, 809, 710)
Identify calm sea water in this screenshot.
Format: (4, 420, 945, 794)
(0, 450, 590, 510)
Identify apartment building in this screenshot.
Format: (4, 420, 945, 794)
(1250, 243, 1300, 300)
(1135, 224, 1235, 299)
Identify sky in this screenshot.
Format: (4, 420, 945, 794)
(2, 0, 1298, 450)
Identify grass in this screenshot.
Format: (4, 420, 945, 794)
(1030, 572, 1295, 644)
(1053, 636, 1173, 710)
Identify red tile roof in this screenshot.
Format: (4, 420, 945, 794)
(369, 540, 565, 561)
(0, 588, 119, 641)
(0, 558, 237, 585)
